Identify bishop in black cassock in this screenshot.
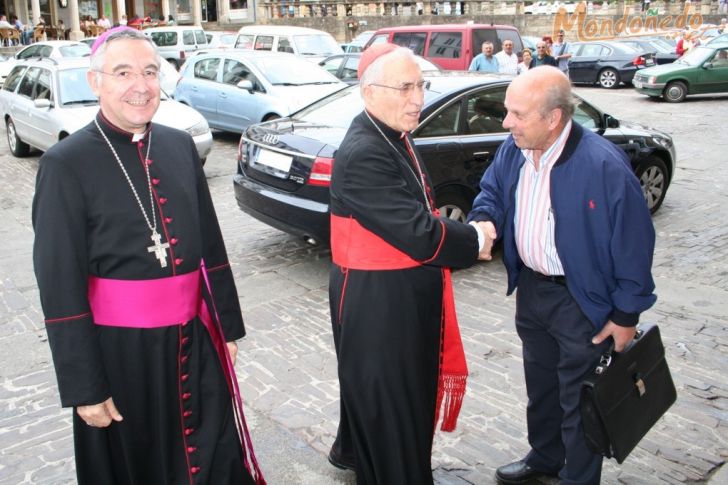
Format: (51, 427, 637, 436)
(32, 28, 263, 484)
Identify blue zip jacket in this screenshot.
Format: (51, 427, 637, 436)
(468, 123, 656, 329)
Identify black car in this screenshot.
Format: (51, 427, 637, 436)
(568, 41, 652, 88)
(616, 38, 679, 65)
(234, 73, 675, 245)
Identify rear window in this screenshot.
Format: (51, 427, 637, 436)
(428, 32, 462, 59)
(193, 57, 220, 81)
(392, 32, 427, 56)
(151, 32, 178, 47)
(3, 66, 27, 92)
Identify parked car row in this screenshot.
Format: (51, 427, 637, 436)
(174, 50, 346, 134)
(633, 42, 728, 102)
(0, 58, 212, 161)
(233, 73, 676, 245)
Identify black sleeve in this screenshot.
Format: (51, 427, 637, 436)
(193, 137, 245, 342)
(333, 133, 479, 269)
(32, 149, 110, 407)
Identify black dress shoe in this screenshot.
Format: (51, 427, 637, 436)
(327, 449, 356, 472)
(495, 460, 557, 484)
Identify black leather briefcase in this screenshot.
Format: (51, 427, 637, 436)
(580, 323, 677, 464)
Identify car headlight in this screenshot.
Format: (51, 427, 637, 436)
(186, 118, 209, 137)
(652, 135, 673, 150)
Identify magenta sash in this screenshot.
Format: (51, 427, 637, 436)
(88, 272, 200, 327)
(87, 266, 266, 484)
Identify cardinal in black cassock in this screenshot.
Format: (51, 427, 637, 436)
(327, 44, 482, 484)
(32, 27, 264, 484)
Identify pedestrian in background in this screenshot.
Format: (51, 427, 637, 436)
(517, 48, 533, 75)
(495, 39, 519, 75)
(531, 40, 558, 68)
(552, 29, 572, 78)
(327, 43, 487, 484)
(469, 41, 500, 72)
(32, 27, 264, 485)
(468, 66, 656, 485)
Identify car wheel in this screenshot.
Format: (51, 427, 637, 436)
(636, 156, 669, 214)
(6, 118, 30, 157)
(663, 81, 687, 103)
(598, 68, 620, 89)
(436, 188, 471, 223)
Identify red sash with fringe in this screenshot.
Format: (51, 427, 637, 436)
(330, 214, 467, 432)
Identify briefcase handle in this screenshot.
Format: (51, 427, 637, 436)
(594, 324, 651, 375)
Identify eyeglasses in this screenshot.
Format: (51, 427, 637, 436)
(94, 69, 160, 83)
(369, 80, 431, 96)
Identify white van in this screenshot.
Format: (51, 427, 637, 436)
(234, 25, 341, 63)
(144, 26, 208, 69)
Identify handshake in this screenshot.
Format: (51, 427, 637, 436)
(473, 220, 498, 261)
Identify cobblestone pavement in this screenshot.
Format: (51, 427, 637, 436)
(0, 87, 726, 485)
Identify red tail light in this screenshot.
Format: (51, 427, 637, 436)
(633, 56, 645, 66)
(308, 156, 334, 186)
(180, 51, 186, 59)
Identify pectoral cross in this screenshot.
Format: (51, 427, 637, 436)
(147, 230, 170, 268)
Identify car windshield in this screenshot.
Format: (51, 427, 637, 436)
(59, 44, 91, 57)
(292, 34, 340, 56)
(676, 46, 714, 65)
(254, 57, 340, 85)
(58, 67, 171, 105)
(58, 68, 98, 105)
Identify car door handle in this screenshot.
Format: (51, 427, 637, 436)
(473, 151, 490, 159)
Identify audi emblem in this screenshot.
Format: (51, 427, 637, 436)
(262, 134, 279, 145)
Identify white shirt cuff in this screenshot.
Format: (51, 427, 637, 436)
(469, 221, 485, 251)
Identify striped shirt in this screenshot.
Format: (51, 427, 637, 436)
(514, 120, 572, 276)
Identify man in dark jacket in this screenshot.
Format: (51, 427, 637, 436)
(531, 40, 558, 68)
(468, 66, 656, 485)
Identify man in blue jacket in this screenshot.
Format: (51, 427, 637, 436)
(468, 66, 656, 485)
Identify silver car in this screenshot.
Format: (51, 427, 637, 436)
(0, 58, 212, 161)
(0, 40, 90, 85)
(174, 50, 346, 133)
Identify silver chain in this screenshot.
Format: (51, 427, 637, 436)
(364, 111, 432, 212)
(94, 119, 156, 232)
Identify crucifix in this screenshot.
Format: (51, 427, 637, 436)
(147, 230, 170, 268)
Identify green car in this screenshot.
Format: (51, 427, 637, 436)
(632, 43, 728, 102)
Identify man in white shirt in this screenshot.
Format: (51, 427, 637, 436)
(495, 40, 519, 76)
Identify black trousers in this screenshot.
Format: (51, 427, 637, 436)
(516, 268, 609, 485)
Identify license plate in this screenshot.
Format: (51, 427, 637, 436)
(255, 149, 292, 173)
(646, 59, 655, 66)
(633, 79, 642, 88)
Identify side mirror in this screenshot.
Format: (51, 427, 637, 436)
(703, 62, 713, 69)
(34, 98, 51, 109)
(604, 114, 620, 129)
(237, 79, 254, 92)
